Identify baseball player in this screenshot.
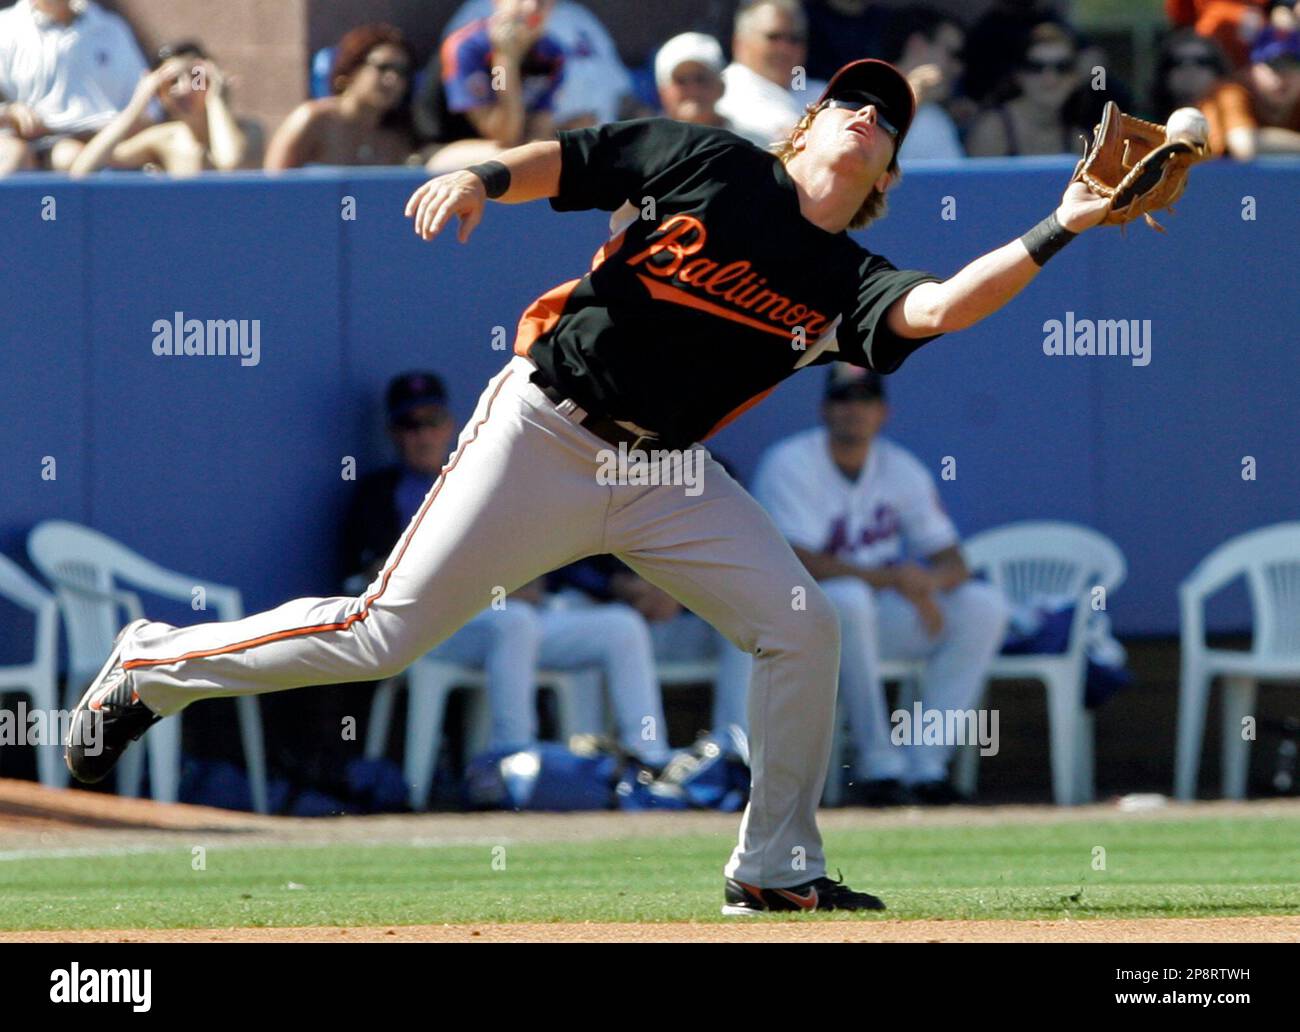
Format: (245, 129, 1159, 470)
(751, 366, 1009, 805)
(68, 58, 1114, 914)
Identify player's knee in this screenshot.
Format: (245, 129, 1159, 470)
(823, 576, 877, 627)
(487, 599, 542, 645)
(598, 603, 653, 648)
(948, 581, 1011, 642)
(782, 581, 840, 657)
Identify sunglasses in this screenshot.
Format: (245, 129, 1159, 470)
(826, 96, 899, 141)
(394, 413, 448, 431)
(1171, 54, 1218, 69)
(763, 31, 806, 45)
(366, 58, 410, 77)
(1022, 57, 1074, 75)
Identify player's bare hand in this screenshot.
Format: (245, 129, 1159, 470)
(405, 170, 487, 243)
(906, 64, 944, 107)
(1055, 179, 1111, 233)
(913, 594, 945, 637)
(0, 101, 44, 139)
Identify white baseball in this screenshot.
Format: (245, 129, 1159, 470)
(1166, 107, 1209, 144)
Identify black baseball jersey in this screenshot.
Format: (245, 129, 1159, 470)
(517, 118, 942, 447)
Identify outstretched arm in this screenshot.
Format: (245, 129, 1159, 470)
(886, 180, 1112, 338)
(405, 140, 561, 242)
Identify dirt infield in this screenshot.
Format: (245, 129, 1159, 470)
(4, 778, 1299, 943)
(4, 916, 1298, 943)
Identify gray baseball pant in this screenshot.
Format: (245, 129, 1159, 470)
(120, 355, 841, 888)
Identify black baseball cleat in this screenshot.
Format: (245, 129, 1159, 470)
(65, 619, 161, 784)
(722, 873, 886, 915)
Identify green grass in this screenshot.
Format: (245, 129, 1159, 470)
(2, 815, 1299, 929)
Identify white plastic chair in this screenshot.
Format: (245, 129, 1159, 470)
(0, 554, 63, 788)
(27, 520, 268, 813)
(1175, 522, 1300, 800)
(365, 659, 603, 810)
(963, 521, 1127, 806)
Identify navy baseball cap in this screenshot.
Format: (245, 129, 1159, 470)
(817, 58, 917, 149)
(825, 363, 886, 402)
(386, 371, 447, 423)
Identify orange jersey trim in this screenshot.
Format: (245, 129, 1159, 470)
(513, 278, 580, 357)
(122, 370, 517, 671)
(703, 385, 777, 439)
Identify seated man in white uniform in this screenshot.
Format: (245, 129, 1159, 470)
(751, 364, 1009, 804)
(342, 371, 671, 769)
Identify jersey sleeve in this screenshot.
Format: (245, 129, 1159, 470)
(550, 118, 728, 213)
(532, 38, 565, 112)
(753, 447, 830, 553)
(895, 453, 959, 559)
(833, 251, 943, 374)
(442, 31, 494, 113)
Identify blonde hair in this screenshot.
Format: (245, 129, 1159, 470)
(772, 100, 898, 230)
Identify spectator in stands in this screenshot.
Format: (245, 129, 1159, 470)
(418, 0, 566, 173)
(0, 0, 151, 174)
(966, 22, 1088, 156)
(342, 372, 671, 766)
(440, 0, 635, 128)
(802, 0, 891, 83)
(1063, 32, 1138, 138)
(1238, 25, 1300, 147)
(265, 24, 414, 169)
(881, 6, 966, 160)
(1165, 0, 1285, 69)
(750, 366, 1009, 806)
(717, 0, 817, 147)
(960, 0, 1061, 110)
(654, 32, 731, 130)
(1153, 29, 1255, 157)
(70, 42, 260, 176)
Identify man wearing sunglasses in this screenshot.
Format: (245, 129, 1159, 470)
(70, 58, 1113, 917)
(718, 0, 822, 146)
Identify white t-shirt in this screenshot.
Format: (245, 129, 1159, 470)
(447, 0, 632, 126)
(754, 427, 959, 568)
(716, 62, 805, 147)
(0, 0, 148, 134)
(899, 102, 964, 161)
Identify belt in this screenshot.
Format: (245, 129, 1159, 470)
(528, 369, 661, 451)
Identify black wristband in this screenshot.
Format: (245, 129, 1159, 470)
(1020, 211, 1077, 266)
(467, 160, 511, 199)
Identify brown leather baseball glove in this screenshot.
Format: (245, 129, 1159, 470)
(1071, 101, 1208, 232)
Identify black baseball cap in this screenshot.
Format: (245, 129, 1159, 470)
(825, 363, 886, 402)
(816, 58, 917, 150)
(386, 371, 447, 423)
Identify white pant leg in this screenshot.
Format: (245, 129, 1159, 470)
(821, 577, 904, 781)
(876, 580, 1010, 784)
(121, 358, 606, 716)
(607, 452, 840, 889)
(538, 603, 671, 763)
(426, 603, 542, 750)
